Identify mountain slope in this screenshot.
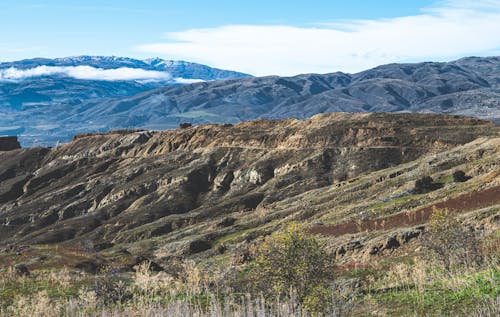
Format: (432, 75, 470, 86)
(0, 113, 497, 264)
(61, 56, 499, 146)
(1, 56, 499, 146)
(0, 56, 250, 80)
(94, 56, 499, 124)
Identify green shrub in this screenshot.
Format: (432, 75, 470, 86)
(93, 266, 130, 305)
(420, 208, 482, 272)
(413, 176, 443, 194)
(249, 223, 334, 314)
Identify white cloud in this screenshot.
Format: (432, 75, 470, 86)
(173, 78, 205, 84)
(137, 0, 500, 76)
(0, 66, 171, 81)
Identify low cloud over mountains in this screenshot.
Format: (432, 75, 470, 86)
(0, 65, 172, 82)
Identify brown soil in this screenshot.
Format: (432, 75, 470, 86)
(310, 185, 500, 237)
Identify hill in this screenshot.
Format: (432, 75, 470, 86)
(0, 112, 498, 315)
(0, 112, 497, 255)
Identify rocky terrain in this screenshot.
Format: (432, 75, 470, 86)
(0, 113, 498, 272)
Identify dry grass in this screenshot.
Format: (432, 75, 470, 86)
(0, 259, 333, 317)
(2, 257, 499, 317)
(1, 226, 499, 316)
(1, 288, 319, 317)
(1, 261, 500, 317)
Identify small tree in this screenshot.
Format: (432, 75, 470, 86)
(249, 223, 334, 314)
(93, 266, 130, 305)
(414, 176, 443, 194)
(420, 208, 482, 272)
(452, 170, 471, 183)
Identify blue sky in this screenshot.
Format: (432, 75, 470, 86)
(1, 0, 500, 75)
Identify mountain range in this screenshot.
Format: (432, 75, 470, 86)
(0, 56, 499, 146)
(0, 56, 250, 80)
(0, 56, 250, 146)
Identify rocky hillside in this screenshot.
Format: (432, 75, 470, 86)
(0, 113, 498, 270)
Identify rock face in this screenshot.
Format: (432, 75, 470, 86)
(0, 113, 497, 260)
(0, 137, 21, 151)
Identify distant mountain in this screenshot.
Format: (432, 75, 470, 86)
(0, 56, 250, 80)
(1, 56, 499, 146)
(72, 56, 499, 133)
(0, 56, 250, 145)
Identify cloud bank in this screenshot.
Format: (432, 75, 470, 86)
(137, 0, 500, 76)
(0, 66, 172, 81)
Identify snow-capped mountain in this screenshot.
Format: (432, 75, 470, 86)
(0, 56, 250, 146)
(0, 56, 250, 80)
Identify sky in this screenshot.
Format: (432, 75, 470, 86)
(1, 0, 500, 76)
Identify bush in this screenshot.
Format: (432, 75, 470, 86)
(453, 170, 471, 182)
(420, 208, 482, 272)
(249, 223, 334, 314)
(93, 266, 130, 305)
(414, 176, 443, 194)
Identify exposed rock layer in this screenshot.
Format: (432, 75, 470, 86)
(0, 113, 498, 262)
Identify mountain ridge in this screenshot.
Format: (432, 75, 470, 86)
(0, 55, 251, 80)
(85, 56, 498, 133)
(1, 56, 499, 146)
(0, 56, 251, 145)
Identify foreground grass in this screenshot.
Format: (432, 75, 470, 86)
(1, 262, 499, 316)
(365, 266, 500, 316)
(1, 223, 499, 316)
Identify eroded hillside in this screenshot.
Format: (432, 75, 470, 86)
(0, 113, 498, 271)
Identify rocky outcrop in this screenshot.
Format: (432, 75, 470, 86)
(0, 137, 20, 151)
(0, 113, 497, 262)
